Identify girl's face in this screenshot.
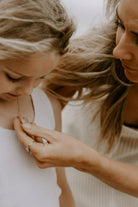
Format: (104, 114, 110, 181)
(0, 52, 59, 102)
(113, 0, 138, 84)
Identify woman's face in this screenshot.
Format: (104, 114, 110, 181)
(113, 0, 138, 84)
(0, 52, 59, 102)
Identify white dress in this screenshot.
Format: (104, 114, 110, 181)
(0, 88, 61, 207)
(62, 102, 138, 207)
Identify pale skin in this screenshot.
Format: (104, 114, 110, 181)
(0, 52, 75, 207)
(14, 0, 138, 198)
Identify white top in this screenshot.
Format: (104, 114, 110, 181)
(62, 102, 138, 207)
(0, 88, 61, 207)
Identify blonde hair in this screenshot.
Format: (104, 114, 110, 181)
(0, 0, 75, 59)
(45, 0, 133, 152)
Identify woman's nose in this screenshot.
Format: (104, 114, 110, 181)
(113, 34, 133, 61)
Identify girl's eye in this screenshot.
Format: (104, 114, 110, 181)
(6, 74, 21, 83)
(115, 19, 125, 30)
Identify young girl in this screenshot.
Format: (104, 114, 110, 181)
(14, 0, 138, 206)
(0, 0, 75, 206)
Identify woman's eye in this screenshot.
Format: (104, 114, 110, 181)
(135, 37, 138, 45)
(40, 76, 46, 80)
(6, 74, 21, 83)
(115, 19, 125, 30)
(133, 35, 138, 45)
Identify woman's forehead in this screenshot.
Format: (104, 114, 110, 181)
(119, 0, 138, 19)
(118, 0, 138, 29)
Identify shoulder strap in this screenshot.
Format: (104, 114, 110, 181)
(31, 88, 55, 129)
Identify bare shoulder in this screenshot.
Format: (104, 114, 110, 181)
(46, 91, 62, 131)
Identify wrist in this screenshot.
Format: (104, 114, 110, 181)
(73, 142, 103, 174)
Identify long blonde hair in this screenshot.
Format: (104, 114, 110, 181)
(45, 0, 131, 152)
(0, 0, 75, 59)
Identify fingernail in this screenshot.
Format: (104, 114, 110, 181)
(20, 117, 27, 124)
(22, 123, 32, 129)
(42, 138, 48, 144)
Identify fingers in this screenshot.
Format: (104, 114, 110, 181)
(21, 122, 56, 143)
(18, 117, 47, 144)
(13, 117, 64, 168)
(35, 137, 44, 143)
(34, 158, 55, 169)
(13, 117, 37, 150)
(13, 117, 32, 144)
(14, 117, 51, 153)
(20, 116, 29, 124)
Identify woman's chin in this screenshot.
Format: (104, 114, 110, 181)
(124, 70, 138, 84)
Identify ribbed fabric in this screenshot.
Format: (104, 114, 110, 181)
(0, 88, 61, 207)
(62, 102, 138, 207)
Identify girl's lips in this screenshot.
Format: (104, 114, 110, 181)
(121, 62, 137, 72)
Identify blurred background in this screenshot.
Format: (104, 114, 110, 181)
(61, 0, 104, 132)
(62, 0, 104, 37)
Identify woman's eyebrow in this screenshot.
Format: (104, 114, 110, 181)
(116, 7, 138, 37)
(116, 7, 122, 22)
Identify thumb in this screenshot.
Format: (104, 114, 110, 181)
(22, 123, 55, 143)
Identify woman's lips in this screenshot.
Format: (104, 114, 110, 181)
(121, 62, 137, 72)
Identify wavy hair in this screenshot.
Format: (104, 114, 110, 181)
(45, 0, 132, 152)
(0, 0, 75, 59)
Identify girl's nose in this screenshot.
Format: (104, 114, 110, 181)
(16, 79, 41, 96)
(19, 84, 34, 96)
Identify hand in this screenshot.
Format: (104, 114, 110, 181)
(13, 117, 97, 169)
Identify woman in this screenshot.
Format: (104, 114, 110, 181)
(14, 0, 138, 206)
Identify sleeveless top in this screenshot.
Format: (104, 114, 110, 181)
(62, 102, 138, 207)
(0, 88, 61, 207)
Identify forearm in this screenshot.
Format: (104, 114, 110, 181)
(77, 146, 138, 197)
